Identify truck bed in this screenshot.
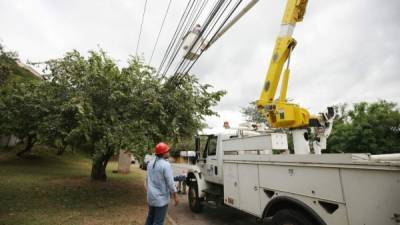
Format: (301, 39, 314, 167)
(223, 153, 400, 170)
(223, 153, 400, 225)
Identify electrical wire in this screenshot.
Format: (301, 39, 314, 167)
(169, 0, 225, 81)
(148, 0, 173, 65)
(176, 0, 233, 75)
(136, 0, 149, 56)
(160, 0, 205, 78)
(173, 0, 238, 79)
(157, 0, 195, 75)
(182, 0, 243, 76)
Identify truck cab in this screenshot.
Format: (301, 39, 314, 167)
(197, 128, 262, 185)
(185, 128, 287, 212)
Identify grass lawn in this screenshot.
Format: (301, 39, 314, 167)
(0, 146, 153, 225)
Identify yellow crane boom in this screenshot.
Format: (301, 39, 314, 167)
(257, 0, 311, 129)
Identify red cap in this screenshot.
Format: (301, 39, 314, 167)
(155, 142, 170, 155)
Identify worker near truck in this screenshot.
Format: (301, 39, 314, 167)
(174, 170, 187, 194)
(145, 142, 179, 225)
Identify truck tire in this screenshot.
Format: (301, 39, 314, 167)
(188, 184, 203, 213)
(272, 209, 313, 225)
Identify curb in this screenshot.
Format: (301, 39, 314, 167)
(167, 214, 178, 225)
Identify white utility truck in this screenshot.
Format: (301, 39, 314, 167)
(172, 0, 400, 224)
(172, 127, 400, 225)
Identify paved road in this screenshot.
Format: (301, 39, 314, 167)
(168, 192, 272, 225)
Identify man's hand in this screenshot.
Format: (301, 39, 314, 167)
(172, 192, 179, 206)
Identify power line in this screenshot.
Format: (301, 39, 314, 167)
(157, 0, 194, 75)
(168, 0, 224, 79)
(180, 0, 202, 39)
(189, 0, 210, 32)
(148, 0, 173, 65)
(168, 0, 225, 84)
(172, 0, 229, 77)
(176, 0, 233, 75)
(158, 0, 196, 77)
(182, 0, 244, 76)
(160, 0, 205, 78)
(136, 0, 149, 56)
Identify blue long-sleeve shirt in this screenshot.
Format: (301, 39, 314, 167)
(146, 157, 177, 207)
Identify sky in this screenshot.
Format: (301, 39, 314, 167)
(1, 0, 399, 128)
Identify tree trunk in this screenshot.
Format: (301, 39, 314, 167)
(56, 144, 66, 155)
(91, 148, 114, 181)
(17, 136, 34, 157)
(91, 159, 107, 181)
(56, 146, 65, 155)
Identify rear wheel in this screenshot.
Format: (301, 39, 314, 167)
(272, 209, 313, 225)
(188, 183, 203, 213)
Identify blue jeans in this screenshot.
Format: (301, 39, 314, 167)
(145, 205, 168, 225)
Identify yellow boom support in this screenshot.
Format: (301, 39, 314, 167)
(257, 0, 311, 129)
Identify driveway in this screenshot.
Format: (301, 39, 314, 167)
(168, 192, 272, 225)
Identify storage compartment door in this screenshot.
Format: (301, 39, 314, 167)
(238, 164, 261, 217)
(223, 163, 240, 208)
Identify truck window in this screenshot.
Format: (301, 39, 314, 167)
(198, 136, 209, 159)
(207, 136, 217, 156)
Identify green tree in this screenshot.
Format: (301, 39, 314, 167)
(241, 101, 267, 124)
(36, 81, 79, 155)
(0, 81, 49, 156)
(0, 44, 12, 85)
(328, 101, 400, 154)
(45, 49, 225, 180)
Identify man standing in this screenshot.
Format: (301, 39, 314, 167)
(145, 142, 179, 225)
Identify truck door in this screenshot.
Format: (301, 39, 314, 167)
(238, 164, 261, 217)
(200, 135, 222, 184)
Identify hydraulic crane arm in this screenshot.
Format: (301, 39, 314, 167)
(257, 0, 310, 129)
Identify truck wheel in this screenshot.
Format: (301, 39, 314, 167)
(272, 209, 313, 225)
(188, 184, 203, 213)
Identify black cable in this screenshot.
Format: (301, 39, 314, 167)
(158, 0, 193, 74)
(188, 0, 210, 34)
(157, 0, 193, 74)
(148, 0, 173, 65)
(136, 0, 149, 56)
(158, 0, 197, 77)
(160, 0, 201, 78)
(177, 0, 233, 75)
(168, 0, 225, 84)
(175, 0, 209, 73)
(183, 0, 243, 75)
(170, 0, 225, 81)
(163, 0, 214, 81)
(181, 0, 201, 36)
